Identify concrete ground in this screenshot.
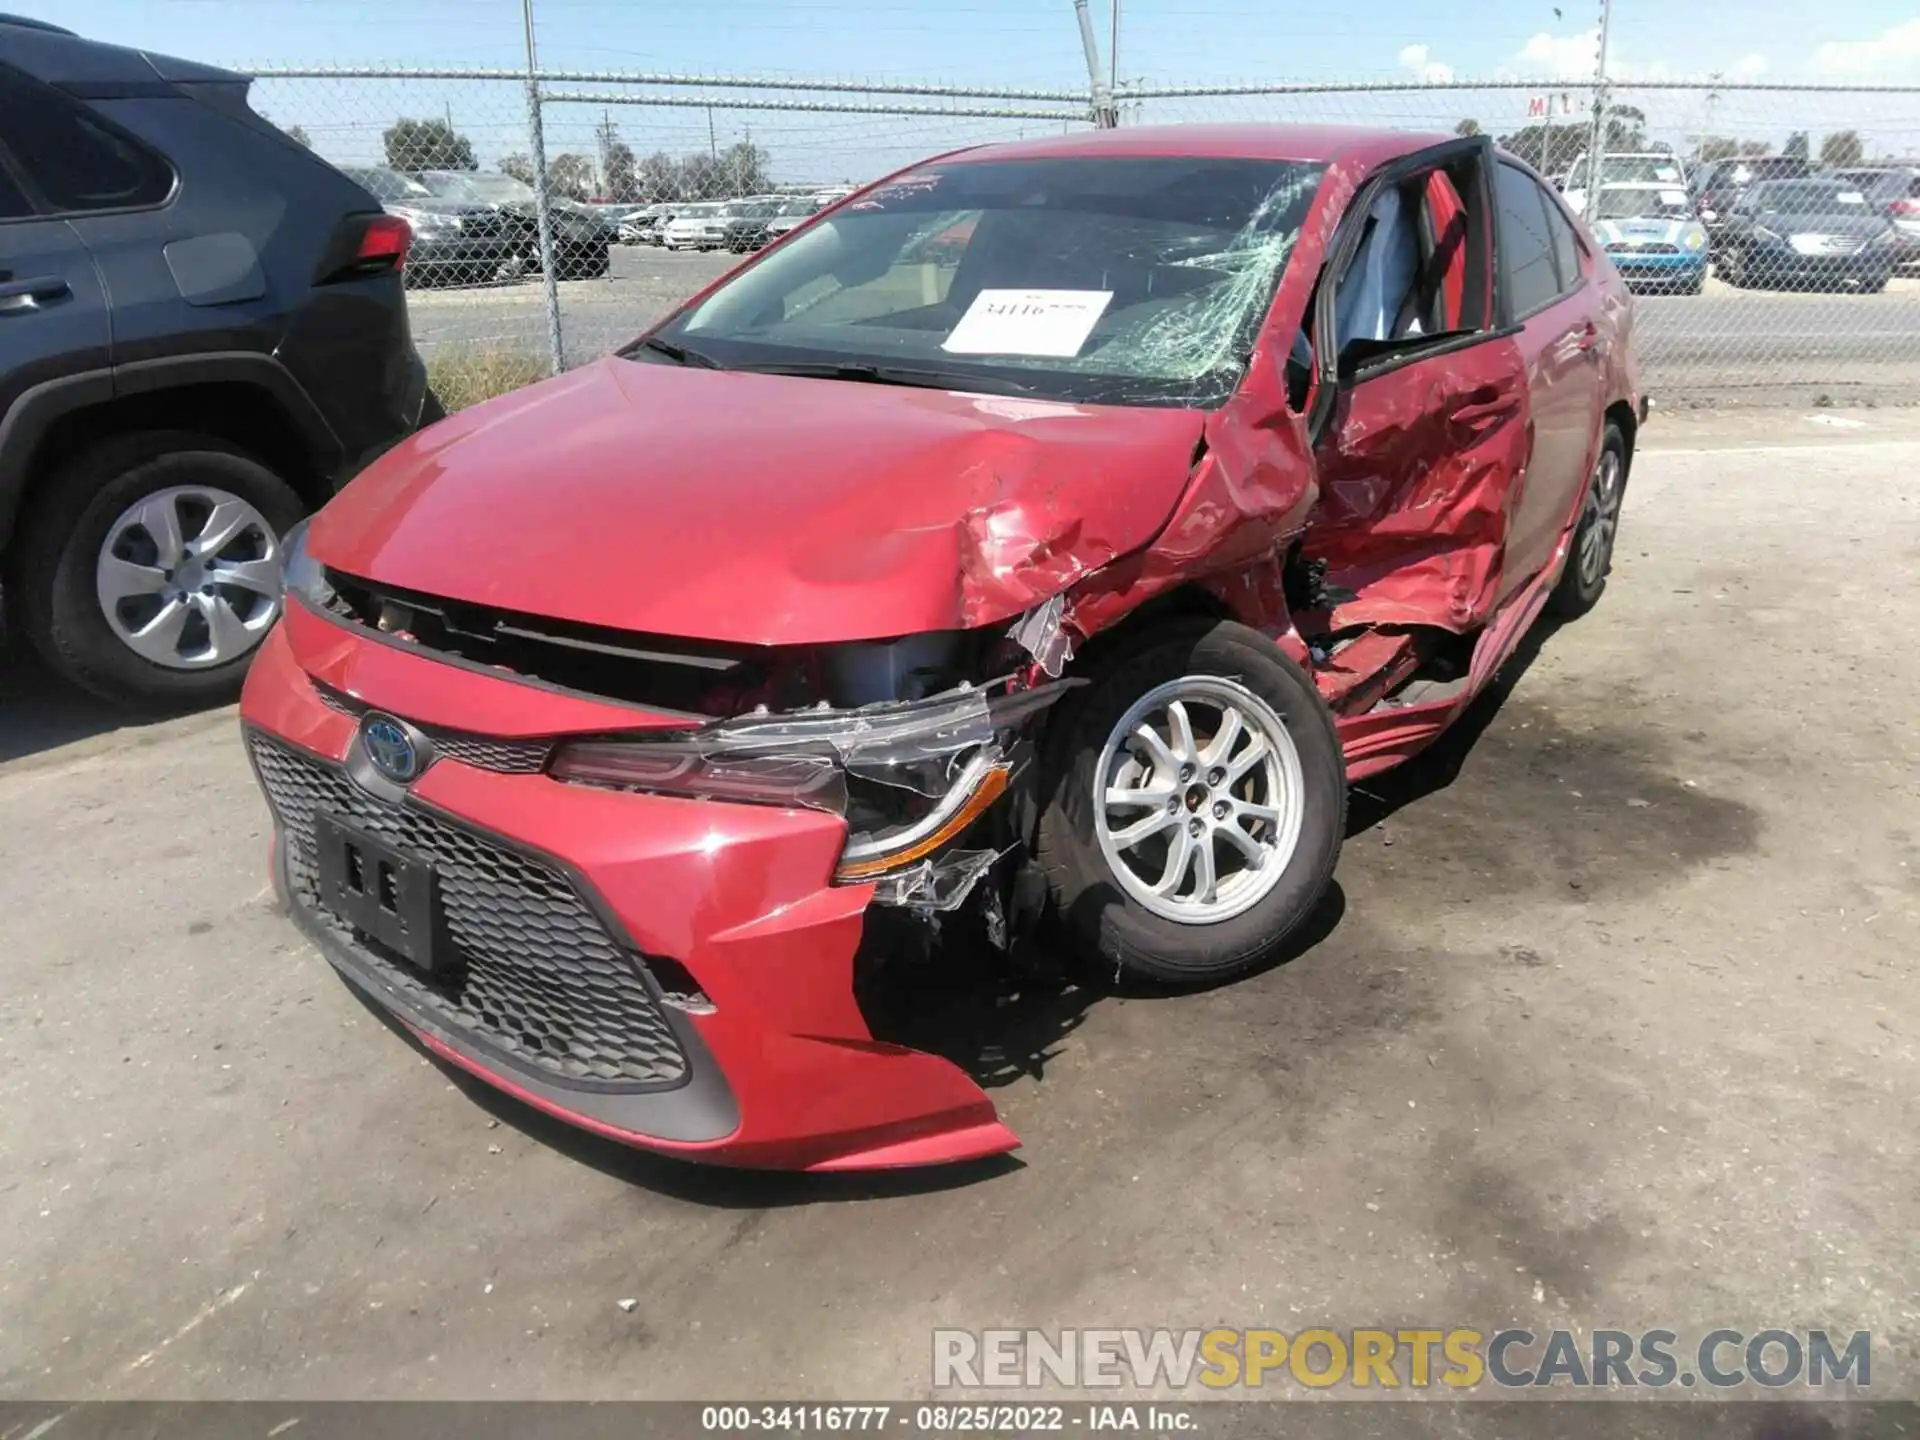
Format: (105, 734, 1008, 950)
(1, 413, 1917, 1401)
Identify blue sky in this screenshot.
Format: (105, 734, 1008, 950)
(49, 1, 1920, 180)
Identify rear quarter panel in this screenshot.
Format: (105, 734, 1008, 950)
(65, 93, 418, 464)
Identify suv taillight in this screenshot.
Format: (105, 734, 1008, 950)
(1890, 198, 1920, 217)
(315, 212, 411, 284)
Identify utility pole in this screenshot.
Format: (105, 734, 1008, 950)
(1583, 0, 1614, 197)
(1072, 0, 1118, 128)
(520, 0, 565, 373)
(707, 105, 717, 161)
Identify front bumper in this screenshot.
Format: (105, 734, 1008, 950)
(1605, 249, 1706, 285)
(1739, 247, 1893, 285)
(240, 612, 1019, 1171)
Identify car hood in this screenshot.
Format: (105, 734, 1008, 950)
(390, 198, 493, 220)
(1758, 213, 1888, 239)
(309, 359, 1210, 646)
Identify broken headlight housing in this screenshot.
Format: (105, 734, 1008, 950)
(546, 681, 1077, 888)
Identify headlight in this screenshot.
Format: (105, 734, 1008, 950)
(279, 519, 335, 610)
(1699, 207, 1717, 221)
(1681, 224, 1707, 251)
(547, 681, 1078, 886)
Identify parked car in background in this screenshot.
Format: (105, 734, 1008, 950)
(719, 197, 785, 251)
(1713, 178, 1898, 291)
(409, 170, 611, 278)
(1833, 166, 1920, 268)
(0, 15, 430, 707)
(1560, 150, 1687, 216)
(661, 201, 724, 251)
(622, 202, 674, 244)
(757, 196, 825, 245)
(242, 124, 1642, 1170)
(1692, 155, 1813, 233)
(337, 165, 514, 287)
(1583, 180, 1709, 293)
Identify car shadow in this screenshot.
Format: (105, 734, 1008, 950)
(0, 647, 149, 763)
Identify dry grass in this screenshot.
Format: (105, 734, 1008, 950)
(425, 348, 553, 412)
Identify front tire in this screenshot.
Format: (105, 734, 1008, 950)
(1036, 620, 1346, 986)
(13, 432, 305, 709)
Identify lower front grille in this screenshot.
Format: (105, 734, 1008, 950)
(249, 733, 688, 1088)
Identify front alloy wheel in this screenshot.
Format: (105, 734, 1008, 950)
(1095, 677, 1306, 925)
(1037, 619, 1347, 985)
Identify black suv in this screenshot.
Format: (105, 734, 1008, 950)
(0, 15, 430, 707)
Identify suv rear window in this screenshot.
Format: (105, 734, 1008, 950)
(0, 70, 173, 214)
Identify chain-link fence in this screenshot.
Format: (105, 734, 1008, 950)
(249, 59, 1920, 412)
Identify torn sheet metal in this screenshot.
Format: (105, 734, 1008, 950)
(870, 847, 1003, 912)
(1007, 594, 1073, 678)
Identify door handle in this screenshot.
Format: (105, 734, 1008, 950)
(0, 276, 73, 313)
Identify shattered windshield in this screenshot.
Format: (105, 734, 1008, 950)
(639, 155, 1326, 408)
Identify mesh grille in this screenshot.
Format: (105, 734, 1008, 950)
(312, 683, 552, 775)
(249, 733, 687, 1088)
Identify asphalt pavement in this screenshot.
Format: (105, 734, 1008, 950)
(403, 247, 1920, 409)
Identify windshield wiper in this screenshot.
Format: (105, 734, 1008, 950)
(723, 359, 1039, 398)
(634, 335, 723, 369)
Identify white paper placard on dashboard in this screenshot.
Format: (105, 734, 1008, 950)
(942, 289, 1113, 358)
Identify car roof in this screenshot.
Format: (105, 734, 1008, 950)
(948, 122, 1449, 169)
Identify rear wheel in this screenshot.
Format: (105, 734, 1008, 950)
(1549, 421, 1628, 620)
(13, 432, 304, 708)
(1036, 620, 1346, 986)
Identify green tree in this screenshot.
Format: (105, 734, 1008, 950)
(1819, 130, 1865, 168)
(1783, 130, 1810, 161)
(1499, 122, 1587, 177)
(383, 117, 477, 172)
(718, 139, 772, 196)
(595, 116, 639, 202)
(1604, 103, 1647, 149)
(285, 124, 312, 149)
(499, 153, 536, 185)
(636, 151, 679, 202)
(1454, 118, 1482, 137)
(547, 153, 596, 201)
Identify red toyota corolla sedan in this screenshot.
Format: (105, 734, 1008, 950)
(242, 124, 1643, 1170)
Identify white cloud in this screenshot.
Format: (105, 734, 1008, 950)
(1398, 43, 1455, 84)
(1815, 16, 1920, 73)
(1518, 28, 1601, 80)
(1732, 52, 1769, 78)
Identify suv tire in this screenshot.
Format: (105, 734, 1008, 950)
(1035, 620, 1346, 986)
(15, 431, 305, 709)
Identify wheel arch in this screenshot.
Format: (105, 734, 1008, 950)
(0, 354, 343, 561)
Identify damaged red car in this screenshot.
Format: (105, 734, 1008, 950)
(242, 124, 1643, 1170)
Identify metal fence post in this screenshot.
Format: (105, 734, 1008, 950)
(1072, 0, 1118, 128)
(1584, 0, 1615, 203)
(521, 0, 566, 375)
